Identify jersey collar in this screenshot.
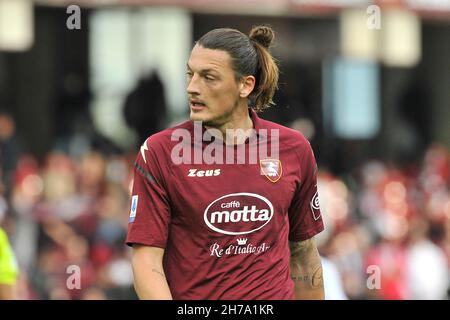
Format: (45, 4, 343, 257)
(193, 108, 267, 145)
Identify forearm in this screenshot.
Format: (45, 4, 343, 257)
(289, 238, 325, 300)
(131, 246, 173, 300)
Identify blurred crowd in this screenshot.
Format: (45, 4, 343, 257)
(1, 110, 449, 299)
(317, 144, 450, 299)
(1, 111, 136, 299)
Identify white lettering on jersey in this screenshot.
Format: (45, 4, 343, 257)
(204, 193, 274, 235)
(188, 169, 221, 177)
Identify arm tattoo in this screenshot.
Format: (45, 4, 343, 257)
(311, 266, 323, 288)
(291, 275, 310, 282)
(289, 238, 314, 258)
(289, 239, 323, 288)
(151, 268, 166, 279)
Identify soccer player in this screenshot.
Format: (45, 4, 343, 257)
(0, 227, 18, 299)
(126, 26, 325, 299)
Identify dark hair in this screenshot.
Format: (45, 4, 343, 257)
(197, 25, 279, 113)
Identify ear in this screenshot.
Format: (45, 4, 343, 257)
(239, 75, 256, 99)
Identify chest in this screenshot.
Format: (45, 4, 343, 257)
(165, 149, 300, 236)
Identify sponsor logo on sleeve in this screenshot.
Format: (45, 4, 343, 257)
(310, 189, 321, 220)
(129, 195, 138, 223)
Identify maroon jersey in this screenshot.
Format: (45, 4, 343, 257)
(126, 109, 324, 299)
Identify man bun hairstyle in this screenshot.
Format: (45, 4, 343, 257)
(197, 25, 279, 113)
(248, 25, 279, 112)
(249, 25, 274, 49)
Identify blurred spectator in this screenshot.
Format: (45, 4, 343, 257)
(123, 73, 167, 147)
(406, 217, 449, 299)
(0, 110, 24, 192)
(321, 256, 348, 300)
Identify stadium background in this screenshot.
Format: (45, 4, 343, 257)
(0, 0, 449, 299)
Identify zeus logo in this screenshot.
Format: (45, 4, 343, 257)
(188, 169, 221, 177)
(204, 193, 274, 235)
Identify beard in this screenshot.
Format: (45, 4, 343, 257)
(202, 96, 241, 128)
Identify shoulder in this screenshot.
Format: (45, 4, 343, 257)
(143, 120, 192, 149)
(135, 120, 192, 167)
(138, 120, 193, 157)
(258, 117, 312, 151)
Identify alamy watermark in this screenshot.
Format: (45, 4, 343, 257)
(66, 5, 81, 30)
(366, 264, 381, 290)
(367, 5, 381, 30)
(66, 265, 81, 290)
(169, 122, 280, 165)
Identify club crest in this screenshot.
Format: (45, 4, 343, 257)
(260, 159, 282, 183)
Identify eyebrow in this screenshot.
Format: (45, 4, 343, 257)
(186, 64, 219, 75)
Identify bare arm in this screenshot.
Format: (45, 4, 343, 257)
(131, 245, 173, 300)
(289, 238, 324, 300)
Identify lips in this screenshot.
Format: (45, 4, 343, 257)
(189, 99, 207, 110)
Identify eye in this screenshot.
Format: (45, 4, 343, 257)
(186, 71, 193, 77)
(204, 75, 215, 81)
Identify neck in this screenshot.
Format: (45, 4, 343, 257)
(205, 104, 254, 145)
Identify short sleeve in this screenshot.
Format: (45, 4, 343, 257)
(288, 141, 324, 242)
(125, 137, 171, 248)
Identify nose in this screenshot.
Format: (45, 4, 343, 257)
(187, 73, 200, 96)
